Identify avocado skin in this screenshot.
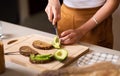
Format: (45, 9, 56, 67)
(52, 36, 61, 49)
(54, 49, 68, 61)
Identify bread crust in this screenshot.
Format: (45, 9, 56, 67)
(19, 46, 38, 56)
(32, 40, 53, 50)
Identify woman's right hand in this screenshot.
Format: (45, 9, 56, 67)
(45, 0, 61, 25)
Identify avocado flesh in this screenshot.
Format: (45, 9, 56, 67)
(30, 54, 52, 61)
(54, 49, 68, 61)
(35, 57, 50, 61)
(52, 36, 61, 49)
(36, 54, 52, 58)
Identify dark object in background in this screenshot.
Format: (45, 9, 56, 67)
(29, 0, 48, 15)
(25, 0, 63, 34)
(0, 0, 19, 24)
(0, 0, 63, 24)
(29, 0, 63, 15)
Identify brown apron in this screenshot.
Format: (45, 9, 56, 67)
(58, 4, 113, 49)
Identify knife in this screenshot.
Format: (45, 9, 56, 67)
(4, 51, 19, 55)
(54, 23, 59, 36)
(54, 23, 61, 43)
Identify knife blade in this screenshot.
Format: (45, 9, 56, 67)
(54, 23, 61, 43)
(54, 23, 59, 36)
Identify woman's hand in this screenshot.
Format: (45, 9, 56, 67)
(60, 29, 84, 45)
(45, 0, 61, 25)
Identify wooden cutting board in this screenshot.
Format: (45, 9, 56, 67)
(3, 34, 89, 72)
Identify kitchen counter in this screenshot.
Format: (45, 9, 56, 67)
(1, 21, 120, 76)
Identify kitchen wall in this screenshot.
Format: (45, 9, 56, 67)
(113, 5, 120, 51)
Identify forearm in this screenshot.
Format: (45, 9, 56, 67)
(94, 0, 120, 24)
(76, 0, 120, 35)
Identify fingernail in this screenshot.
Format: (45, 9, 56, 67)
(61, 32, 64, 36)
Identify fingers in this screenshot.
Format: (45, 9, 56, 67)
(62, 38, 71, 44)
(60, 30, 75, 44)
(61, 30, 72, 37)
(61, 35, 76, 45)
(45, 5, 53, 22)
(52, 8, 57, 25)
(52, 7, 61, 25)
(61, 37, 74, 45)
(45, 4, 61, 25)
(60, 34, 71, 42)
(60, 29, 80, 45)
(49, 8, 53, 22)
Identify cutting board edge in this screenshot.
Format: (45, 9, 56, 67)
(54, 48, 89, 69)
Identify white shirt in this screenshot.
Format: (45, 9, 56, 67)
(63, 0, 106, 9)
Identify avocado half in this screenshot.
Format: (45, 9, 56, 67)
(54, 49, 68, 61)
(52, 36, 61, 49)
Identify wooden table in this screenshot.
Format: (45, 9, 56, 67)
(1, 21, 120, 76)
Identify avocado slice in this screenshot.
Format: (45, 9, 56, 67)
(35, 54, 52, 58)
(52, 36, 61, 49)
(54, 49, 68, 61)
(29, 54, 53, 64)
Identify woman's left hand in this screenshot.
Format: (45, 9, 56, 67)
(60, 29, 83, 45)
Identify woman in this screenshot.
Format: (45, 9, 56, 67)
(45, 0, 120, 49)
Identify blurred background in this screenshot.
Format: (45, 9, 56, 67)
(0, 0, 63, 34)
(0, 0, 120, 50)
